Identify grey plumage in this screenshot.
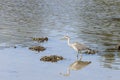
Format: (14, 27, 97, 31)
(70, 42, 88, 51)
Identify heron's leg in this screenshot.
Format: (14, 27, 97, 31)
(77, 52, 79, 60)
(77, 50, 81, 60)
(79, 51, 82, 60)
(76, 51, 81, 60)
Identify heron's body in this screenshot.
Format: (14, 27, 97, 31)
(70, 42, 88, 51)
(63, 36, 89, 60)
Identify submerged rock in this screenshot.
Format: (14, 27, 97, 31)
(32, 37, 48, 42)
(40, 55, 64, 62)
(103, 53, 115, 58)
(85, 49, 98, 54)
(116, 43, 120, 50)
(102, 53, 115, 60)
(105, 44, 120, 52)
(29, 46, 46, 52)
(105, 48, 117, 52)
(14, 46, 17, 48)
(111, 18, 120, 21)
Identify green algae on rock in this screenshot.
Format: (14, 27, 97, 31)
(32, 37, 48, 42)
(29, 46, 46, 52)
(40, 55, 64, 62)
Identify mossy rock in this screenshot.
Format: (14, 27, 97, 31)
(29, 46, 46, 52)
(32, 37, 48, 42)
(40, 55, 64, 62)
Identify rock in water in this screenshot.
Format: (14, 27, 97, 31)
(29, 46, 46, 52)
(40, 55, 64, 62)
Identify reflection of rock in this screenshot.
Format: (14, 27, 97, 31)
(40, 55, 64, 62)
(29, 46, 46, 52)
(32, 37, 48, 42)
(101, 53, 116, 70)
(60, 60, 91, 76)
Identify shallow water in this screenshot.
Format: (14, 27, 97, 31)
(0, 0, 120, 80)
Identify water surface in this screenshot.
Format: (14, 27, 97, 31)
(0, 0, 120, 80)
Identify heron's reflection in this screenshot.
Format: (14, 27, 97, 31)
(60, 60, 91, 76)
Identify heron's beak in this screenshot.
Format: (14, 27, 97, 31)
(60, 37, 66, 40)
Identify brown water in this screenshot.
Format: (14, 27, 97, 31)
(0, 0, 120, 80)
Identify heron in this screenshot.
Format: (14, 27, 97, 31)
(62, 36, 90, 60)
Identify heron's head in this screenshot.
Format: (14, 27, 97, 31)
(61, 36, 70, 40)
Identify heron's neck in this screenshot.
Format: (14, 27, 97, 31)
(67, 38, 71, 46)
